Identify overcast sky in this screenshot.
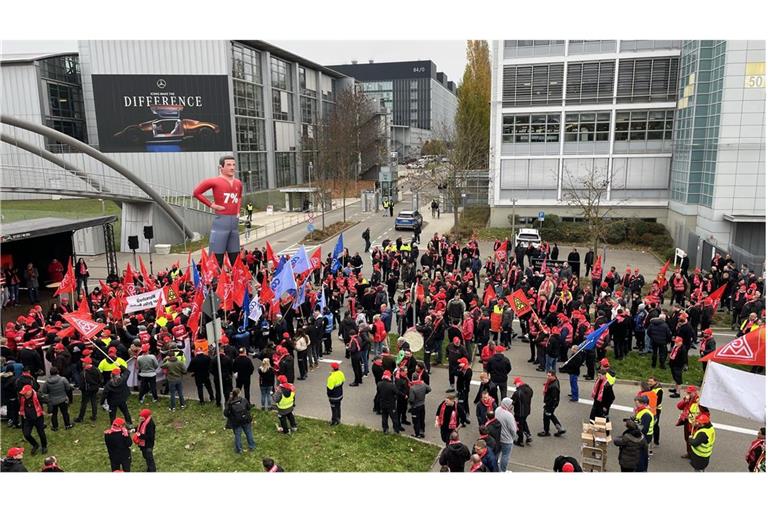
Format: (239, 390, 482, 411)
(1, 39, 469, 85)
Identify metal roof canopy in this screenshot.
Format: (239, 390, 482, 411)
(0, 215, 117, 244)
(722, 214, 766, 223)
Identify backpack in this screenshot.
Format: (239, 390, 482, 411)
(230, 398, 252, 425)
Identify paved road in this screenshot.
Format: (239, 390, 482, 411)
(167, 189, 762, 472)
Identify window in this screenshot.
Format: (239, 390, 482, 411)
(567, 40, 616, 55)
(270, 57, 293, 91)
(239, 152, 268, 191)
(502, 64, 564, 107)
(233, 79, 264, 118)
(616, 57, 679, 103)
(300, 96, 317, 125)
(47, 82, 82, 118)
(40, 55, 81, 85)
(502, 113, 560, 143)
(566, 61, 615, 104)
(44, 118, 87, 146)
(232, 44, 262, 83)
(564, 111, 610, 142)
(235, 117, 266, 152)
(614, 110, 675, 141)
(272, 89, 293, 121)
(410, 80, 418, 89)
(275, 152, 296, 188)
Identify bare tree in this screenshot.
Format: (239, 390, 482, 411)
(561, 162, 623, 255)
(311, 86, 386, 225)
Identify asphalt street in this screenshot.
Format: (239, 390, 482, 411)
(172, 190, 762, 472)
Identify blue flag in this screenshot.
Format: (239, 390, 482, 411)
(242, 288, 250, 331)
(191, 259, 200, 288)
(274, 254, 288, 276)
(290, 245, 311, 275)
(330, 233, 344, 273)
(248, 292, 263, 323)
(270, 258, 297, 299)
(292, 281, 307, 311)
(577, 320, 614, 352)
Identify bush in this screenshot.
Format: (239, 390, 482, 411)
(604, 221, 627, 245)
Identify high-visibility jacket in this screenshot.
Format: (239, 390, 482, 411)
(98, 357, 127, 374)
(673, 276, 686, 292)
(635, 406, 655, 438)
(400, 243, 411, 252)
(640, 390, 658, 415)
(490, 305, 503, 333)
(651, 385, 663, 411)
(691, 425, 716, 458)
(277, 390, 295, 410)
(591, 266, 602, 280)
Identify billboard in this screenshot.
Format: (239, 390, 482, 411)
(92, 74, 232, 152)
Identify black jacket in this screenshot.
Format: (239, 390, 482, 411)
(104, 430, 132, 463)
(0, 458, 27, 472)
(559, 351, 583, 376)
(543, 379, 560, 410)
(511, 383, 533, 418)
(101, 370, 130, 405)
(613, 428, 647, 469)
(233, 355, 255, 378)
(438, 442, 471, 472)
(278, 355, 295, 383)
(377, 380, 398, 409)
(486, 353, 511, 383)
(81, 366, 102, 393)
(137, 418, 156, 449)
(188, 354, 212, 379)
(646, 317, 672, 346)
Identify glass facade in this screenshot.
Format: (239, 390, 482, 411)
(502, 64, 564, 107)
(616, 57, 680, 103)
(275, 152, 296, 188)
(40, 55, 87, 151)
(502, 113, 560, 143)
(271, 56, 294, 121)
(670, 41, 726, 206)
(232, 43, 268, 191)
(361, 81, 393, 112)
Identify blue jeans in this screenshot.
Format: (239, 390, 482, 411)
(644, 333, 652, 353)
(372, 342, 384, 358)
(545, 355, 557, 373)
(168, 380, 185, 409)
(569, 374, 579, 400)
(28, 286, 39, 304)
(233, 423, 256, 453)
(498, 442, 514, 472)
(362, 347, 370, 374)
(260, 386, 272, 409)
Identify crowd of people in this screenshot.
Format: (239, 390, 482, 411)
(1, 231, 765, 472)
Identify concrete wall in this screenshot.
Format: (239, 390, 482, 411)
(489, 204, 670, 228)
(120, 202, 214, 252)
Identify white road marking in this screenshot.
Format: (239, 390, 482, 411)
(319, 358, 343, 364)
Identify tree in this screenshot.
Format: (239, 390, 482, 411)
(455, 40, 491, 169)
(560, 163, 622, 255)
(310, 85, 386, 225)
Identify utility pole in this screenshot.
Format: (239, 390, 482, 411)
(511, 197, 517, 238)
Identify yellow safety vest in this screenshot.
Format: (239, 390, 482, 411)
(651, 386, 663, 410)
(98, 357, 127, 374)
(156, 316, 168, 328)
(635, 407, 655, 438)
(401, 244, 411, 252)
(277, 390, 295, 410)
(691, 425, 716, 458)
(493, 305, 504, 316)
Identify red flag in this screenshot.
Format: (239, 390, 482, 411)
(123, 263, 137, 296)
(706, 283, 727, 305)
(508, 289, 532, 317)
(63, 313, 106, 340)
(155, 288, 167, 319)
(310, 246, 323, 270)
(594, 255, 602, 271)
(266, 241, 279, 268)
(495, 240, 508, 261)
(540, 256, 547, 274)
(232, 254, 252, 307)
(416, 283, 425, 302)
(139, 256, 155, 291)
(216, 270, 233, 310)
(260, 272, 275, 304)
(204, 249, 220, 284)
(187, 288, 205, 336)
(700, 326, 765, 367)
(483, 284, 497, 308)
(55, 257, 76, 296)
(659, 259, 670, 277)
(75, 295, 91, 317)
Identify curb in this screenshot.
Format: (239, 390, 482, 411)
(301, 221, 361, 245)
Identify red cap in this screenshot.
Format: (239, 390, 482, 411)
(54, 343, 65, 351)
(679, 312, 688, 320)
(111, 368, 122, 375)
(139, 409, 152, 418)
(382, 370, 392, 380)
(136, 314, 144, 322)
(282, 332, 290, 339)
(108, 346, 117, 354)
(6, 321, 15, 329)
(599, 358, 610, 367)
(495, 346, 505, 353)
(695, 412, 711, 424)
(330, 362, 340, 370)
(16, 315, 26, 324)
(82, 357, 93, 365)
(139, 332, 151, 341)
(112, 417, 126, 427)
(674, 336, 683, 344)
(6, 447, 24, 458)
(220, 335, 229, 345)
(549, 305, 557, 313)
(686, 385, 697, 393)
(600, 282, 608, 289)
(82, 349, 92, 356)
(514, 377, 523, 386)
(458, 358, 469, 366)
(21, 385, 33, 394)
(278, 375, 288, 384)
(452, 336, 461, 344)
(562, 462, 575, 472)
(141, 344, 150, 353)
(703, 328, 713, 336)
(102, 330, 111, 336)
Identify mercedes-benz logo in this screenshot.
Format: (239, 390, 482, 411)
(157, 79, 167, 89)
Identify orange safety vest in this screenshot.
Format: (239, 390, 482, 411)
(640, 390, 658, 415)
(673, 277, 685, 292)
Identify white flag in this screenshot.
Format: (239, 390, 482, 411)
(125, 288, 165, 314)
(248, 293, 262, 323)
(700, 362, 766, 423)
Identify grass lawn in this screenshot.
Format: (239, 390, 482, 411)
(0, 395, 438, 472)
(2, 199, 123, 250)
(606, 351, 705, 386)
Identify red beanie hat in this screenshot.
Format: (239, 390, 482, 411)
(599, 358, 610, 367)
(330, 362, 340, 370)
(278, 375, 288, 384)
(112, 417, 126, 427)
(562, 462, 575, 472)
(514, 377, 523, 386)
(7, 447, 24, 458)
(108, 346, 117, 354)
(141, 344, 150, 353)
(549, 305, 557, 313)
(139, 409, 152, 418)
(21, 385, 33, 394)
(54, 343, 66, 351)
(686, 385, 697, 393)
(452, 336, 461, 344)
(82, 357, 93, 365)
(382, 370, 392, 380)
(111, 368, 122, 375)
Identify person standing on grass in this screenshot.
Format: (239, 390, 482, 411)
(133, 409, 156, 472)
(326, 362, 345, 426)
(225, 389, 256, 454)
(41, 366, 73, 431)
(101, 368, 133, 428)
(234, 347, 255, 403)
(273, 375, 297, 434)
(104, 417, 132, 472)
(258, 358, 275, 411)
(188, 349, 215, 404)
(75, 357, 100, 423)
(161, 352, 187, 411)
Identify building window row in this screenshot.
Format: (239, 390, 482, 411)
(270, 57, 293, 92)
(502, 64, 564, 107)
(235, 116, 266, 152)
(566, 61, 615, 105)
(300, 95, 317, 125)
(616, 57, 679, 103)
(505, 40, 565, 48)
(272, 89, 294, 121)
(47, 82, 85, 119)
(233, 79, 264, 118)
(614, 109, 674, 141)
(232, 44, 262, 84)
(39, 56, 81, 85)
(239, 151, 268, 191)
(275, 152, 296, 188)
(564, 112, 611, 142)
(502, 113, 560, 143)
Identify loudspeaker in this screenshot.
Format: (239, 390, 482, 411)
(128, 236, 139, 250)
(143, 226, 154, 240)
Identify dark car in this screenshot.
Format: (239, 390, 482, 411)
(114, 105, 220, 146)
(395, 210, 423, 231)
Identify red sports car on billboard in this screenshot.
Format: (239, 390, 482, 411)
(113, 105, 221, 146)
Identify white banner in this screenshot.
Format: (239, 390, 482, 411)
(700, 362, 766, 423)
(125, 289, 165, 314)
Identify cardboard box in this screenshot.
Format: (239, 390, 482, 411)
(581, 433, 596, 445)
(581, 447, 605, 460)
